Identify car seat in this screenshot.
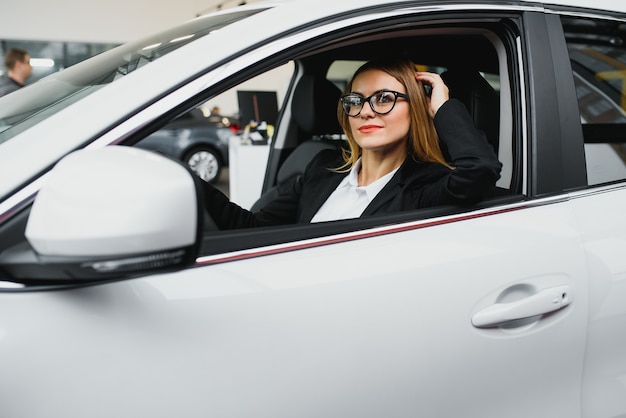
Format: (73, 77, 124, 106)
(442, 68, 510, 196)
(250, 74, 344, 212)
(441, 68, 500, 153)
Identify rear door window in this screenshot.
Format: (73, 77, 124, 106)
(562, 16, 626, 185)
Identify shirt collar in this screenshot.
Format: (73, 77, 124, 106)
(340, 158, 400, 201)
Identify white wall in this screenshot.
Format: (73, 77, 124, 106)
(203, 61, 295, 119)
(0, 0, 261, 44)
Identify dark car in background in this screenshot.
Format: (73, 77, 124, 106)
(136, 108, 239, 183)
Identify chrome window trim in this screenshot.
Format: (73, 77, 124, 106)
(568, 181, 626, 200)
(543, 6, 626, 22)
(516, 35, 529, 195)
(0, 2, 534, 222)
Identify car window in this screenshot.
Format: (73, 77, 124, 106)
(561, 16, 626, 186)
(134, 62, 294, 192)
(177, 18, 519, 256)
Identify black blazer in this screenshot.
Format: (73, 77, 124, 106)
(203, 99, 502, 229)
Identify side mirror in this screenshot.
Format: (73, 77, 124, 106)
(0, 146, 202, 281)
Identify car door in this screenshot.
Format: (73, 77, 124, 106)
(555, 11, 626, 418)
(0, 4, 592, 418)
(0, 207, 588, 418)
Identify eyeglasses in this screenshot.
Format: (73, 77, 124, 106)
(340, 90, 409, 117)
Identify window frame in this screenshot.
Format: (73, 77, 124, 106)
(188, 12, 526, 257)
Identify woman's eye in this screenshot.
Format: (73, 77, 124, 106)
(376, 93, 394, 103)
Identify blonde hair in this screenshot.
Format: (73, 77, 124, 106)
(336, 57, 451, 171)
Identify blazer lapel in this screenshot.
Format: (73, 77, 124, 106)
(299, 171, 345, 222)
(361, 175, 403, 216)
(361, 157, 419, 216)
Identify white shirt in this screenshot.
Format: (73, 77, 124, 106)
(311, 158, 400, 223)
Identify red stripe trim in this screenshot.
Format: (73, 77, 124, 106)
(195, 206, 524, 266)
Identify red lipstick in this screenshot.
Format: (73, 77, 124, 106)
(358, 124, 382, 133)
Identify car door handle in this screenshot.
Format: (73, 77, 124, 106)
(472, 285, 572, 328)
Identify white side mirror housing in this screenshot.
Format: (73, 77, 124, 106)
(5, 146, 202, 280)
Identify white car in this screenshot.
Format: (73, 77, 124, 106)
(1, 0, 625, 416)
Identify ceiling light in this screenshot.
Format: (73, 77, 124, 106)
(30, 58, 55, 68)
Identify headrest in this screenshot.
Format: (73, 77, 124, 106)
(291, 74, 343, 136)
(441, 69, 500, 151)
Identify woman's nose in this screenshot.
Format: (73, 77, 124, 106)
(360, 100, 376, 117)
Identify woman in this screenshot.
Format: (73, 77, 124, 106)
(202, 57, 502, 229)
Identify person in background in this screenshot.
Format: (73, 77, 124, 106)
(201, 56, 502, 229)
(208, 105, 223, 123)
(0, 48, 32, 98)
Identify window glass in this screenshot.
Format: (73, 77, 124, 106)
(187, 28, 511, 254)
(134, 62, 295, 203)
(562, 16, 626, 185)
(0, 40, 118, 84)
(0, 8, 267, 144)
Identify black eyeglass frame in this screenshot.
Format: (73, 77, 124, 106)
(340, 89, 410, 117)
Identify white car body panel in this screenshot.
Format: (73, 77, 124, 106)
(1, 202, 589, 417)
(570, 186, 626, 416)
